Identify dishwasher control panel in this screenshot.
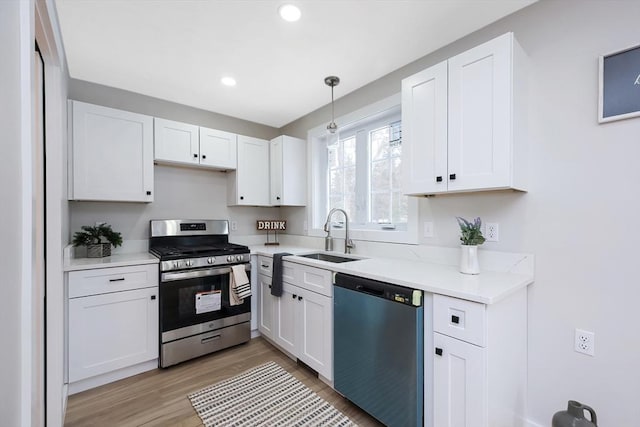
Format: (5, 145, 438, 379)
(334, 273, 423, 307)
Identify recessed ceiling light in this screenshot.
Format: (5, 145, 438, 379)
(278, 4, 301, 22)
(221, 77, 236, 87)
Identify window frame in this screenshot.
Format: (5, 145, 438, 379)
(306, 93, 418, 245)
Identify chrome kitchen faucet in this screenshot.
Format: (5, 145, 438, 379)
(323, 208, 355, 254)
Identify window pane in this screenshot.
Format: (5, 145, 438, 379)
(343, 137, 356, 167)
(344, 166, 356, 193)
(328, 144, 340, 169)
(371, 192, 391, 224)
(329, 195, 343, 210)
(371, 127, 390, 161)
(371, 159, 389, 191)
(391, 157, 402, 191)
(392, 191, 408, 223)
(330, 168, 343, 194)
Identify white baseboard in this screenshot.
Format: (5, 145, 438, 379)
(251, 329, 261, 339)
(524, 419, 545, 427)
(68, 359, 158, 395)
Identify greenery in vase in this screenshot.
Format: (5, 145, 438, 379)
(456, 216, 486, 246)
(72, 223, 123, 248)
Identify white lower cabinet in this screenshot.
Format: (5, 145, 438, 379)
(431, 290, 527, 427)
(258, 259, 333, 381)
(67, 263, 159, 392)
(257, 273, 275, 341)
(433, 332, 486, 427)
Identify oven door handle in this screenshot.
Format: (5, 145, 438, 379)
(161, 263, 251, 282)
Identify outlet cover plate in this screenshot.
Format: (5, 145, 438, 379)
(575, 328, 595, 356)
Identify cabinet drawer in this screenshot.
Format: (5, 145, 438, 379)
(69, 264, 158, 298)
(284, 262, 332, 297)
(258, 256, 272, 277)
(433, 294, 486, 347)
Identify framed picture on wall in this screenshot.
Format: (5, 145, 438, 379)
(598, 44, 640, 123)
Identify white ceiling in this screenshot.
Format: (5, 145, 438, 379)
(55, 0, 535, 128)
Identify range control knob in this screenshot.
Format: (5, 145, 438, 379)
(227, 256, 233, 262)
(173, 261, 181, 269)
(236, 255, 243, 262)
(185, 260, 193, 267)
(207, 257, 215, 264)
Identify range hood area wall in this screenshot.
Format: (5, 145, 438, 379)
(279, 1, 640, 426)
(67, 79, 282, 244)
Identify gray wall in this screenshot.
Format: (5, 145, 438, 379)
(0, 2, 25, 425)
(281, 1, 640, 425)
(68, 79, 282, 243)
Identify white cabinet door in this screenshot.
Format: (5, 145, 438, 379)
(70, 101, 154, 202)
(229, 135, 270, 206)
(433, 332, 487, 427)
(270, 136, 283, 205)
(296, 287, 332, 380)
(401, 61, 448, 196)
(68, 287, 159, 382)
(447, 32, 512, 192)
(273, 284, 297, 355)
(258, 274, 275, 340)
(270, 136, 306, 206)
(154, 118, 200, 165)
(200, 127, 237, 170)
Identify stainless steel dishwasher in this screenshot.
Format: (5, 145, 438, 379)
(333, 273, 424, 427)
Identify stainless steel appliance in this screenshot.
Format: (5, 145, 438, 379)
(149, 219, 251, 368)
(333, 273, 424, 427)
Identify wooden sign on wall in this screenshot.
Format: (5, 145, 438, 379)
(256, 220, 287, 231)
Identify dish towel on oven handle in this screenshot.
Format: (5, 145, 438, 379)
(230, 264, 251, 306)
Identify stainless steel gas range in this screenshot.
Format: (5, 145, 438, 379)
(149, 219, 251, 368)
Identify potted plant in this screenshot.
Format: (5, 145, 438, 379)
(455, 216, 485, 275)
(72, 223, 123, 258)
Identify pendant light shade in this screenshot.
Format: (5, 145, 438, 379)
(324, 76, 340, 134)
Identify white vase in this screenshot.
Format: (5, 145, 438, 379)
(459, 245, 480, 275)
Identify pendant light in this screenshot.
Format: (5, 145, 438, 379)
(324, 76, 340, 134)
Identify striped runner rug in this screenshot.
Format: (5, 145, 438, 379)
(188, 361, 357, 426)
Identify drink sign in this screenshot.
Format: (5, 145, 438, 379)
(256, 220, 287, 231)
(257, 220, 286, 245)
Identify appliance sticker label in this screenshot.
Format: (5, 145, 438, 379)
(195, 290, 221, 314)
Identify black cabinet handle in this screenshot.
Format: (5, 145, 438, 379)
(298, 296, 302, 301)
(292, 294, 297, 299)
(436, 176, 443, 182)
(435, 347, 443, 356)
(268, 285, 272, 289)
(150, 295, 156, 300)
(193, 153, 198, 158)
(451, 315, 460, 324)
(240, 196, 244, 200)
(449, 173, 456, 180)
(146, 191, 152, 196)
(261, 264, 269, 268)
(109, 278, 125, 282)
(276, 196, 281, 200)
(202, 155, 206, 159)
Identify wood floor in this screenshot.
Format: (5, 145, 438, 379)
(64, 337, 383, 426)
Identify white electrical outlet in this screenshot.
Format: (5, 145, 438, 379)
(231, 221, 238, 231)
(575, 329, 595, 356)
(485, 223, 499, 242)
(423, 222, 434, 238)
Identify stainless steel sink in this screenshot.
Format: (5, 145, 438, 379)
(298, 253, 362, 263)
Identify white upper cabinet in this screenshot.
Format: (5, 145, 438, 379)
(154, 118, 237, 170)
(154, 118, 200, 165)
(402, 32, 527, 196)
(199, 127, 237, 169)
(270, 135, 306, 206)
(227, 135, 270, 206)
(69, 101, 154, 202)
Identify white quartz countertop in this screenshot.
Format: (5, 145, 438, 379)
(64, 252, 159, 272)
(251, 246, 533, 304)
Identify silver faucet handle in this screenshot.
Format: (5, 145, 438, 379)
(346, 239, 355, 254)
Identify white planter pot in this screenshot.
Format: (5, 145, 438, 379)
(459, 245, 480, 275)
